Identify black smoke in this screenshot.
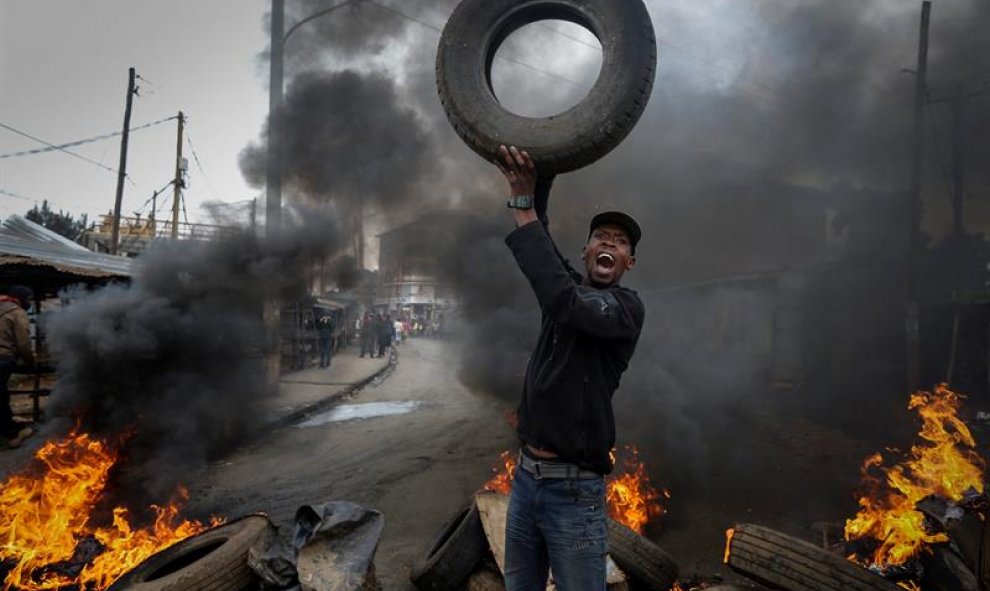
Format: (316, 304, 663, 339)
(45, 214, 340, 511)
(243, 0, 990, 556)
(240, 69, 436, 211)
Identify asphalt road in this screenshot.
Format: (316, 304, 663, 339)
(186, 338, 517, 589)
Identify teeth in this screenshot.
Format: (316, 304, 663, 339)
(597, 253, 614, 264)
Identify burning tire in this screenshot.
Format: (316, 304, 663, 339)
(108, 515, 272, 591)
(726, 523, 903, 591)
(606, 519, 678, 591)
(411, 502, 488, 591)
(436, 0, 657, 175)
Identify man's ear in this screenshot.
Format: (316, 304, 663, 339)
(581, 245, 589, 259)
(626, 255, 636, 270)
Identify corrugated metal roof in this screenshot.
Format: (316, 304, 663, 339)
(0, 215, 132, 278)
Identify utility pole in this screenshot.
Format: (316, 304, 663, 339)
(171, 112, 185, 239)
(266, 0, 285, 236)
(264, 0, 286, 391)
(150, 190, 157, 234)
(110, 67, 137, 255)
(905, 1, 931, 395)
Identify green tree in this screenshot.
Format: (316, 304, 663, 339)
(25, 200, 89, 240)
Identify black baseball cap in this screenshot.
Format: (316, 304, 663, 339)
(5, 285, 32, 308)
(588, 211, 641, 251)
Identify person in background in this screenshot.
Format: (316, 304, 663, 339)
(317, 314, 335, 368)
(377, 314, 392, 358)
(359, 312, 375, 358)
(0, 285, 35, 449)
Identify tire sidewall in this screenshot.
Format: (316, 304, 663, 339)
(437, 0, 656, 174)
(107, 515, 270, 591)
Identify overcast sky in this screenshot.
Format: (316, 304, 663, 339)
(2, 0, 987, 245)
(0, 1, 269, 223)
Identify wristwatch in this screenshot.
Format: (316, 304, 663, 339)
(506, 194, 534, 210)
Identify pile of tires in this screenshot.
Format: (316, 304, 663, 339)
(410, 498, 679, 591)
(108, 515, 273, 591)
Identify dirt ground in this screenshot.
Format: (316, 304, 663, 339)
(1, 336, 949, 589)
(187, 338, 518, 589)
(4, 334, 984, 589)
(184, 337, 888, 589)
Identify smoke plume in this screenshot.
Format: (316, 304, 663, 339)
(244, 0, 990, 536)
(241, 69, 437, 211)
(45, 213, 340, 510)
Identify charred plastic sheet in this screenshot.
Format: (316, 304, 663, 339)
(249, 501, 384, 591)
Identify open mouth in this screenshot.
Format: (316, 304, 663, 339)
(595, 252, 615, 270)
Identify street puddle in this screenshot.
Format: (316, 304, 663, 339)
(298, 401, 422, 427)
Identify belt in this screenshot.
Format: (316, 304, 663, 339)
(517, 450, 601, 480)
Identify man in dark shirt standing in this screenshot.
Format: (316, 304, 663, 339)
(497, 145, 645, 591)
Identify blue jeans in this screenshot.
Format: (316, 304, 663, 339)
(319, 337, 332, 368)
(505, 466, 607, 591)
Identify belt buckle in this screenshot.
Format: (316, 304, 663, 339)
(533, 460, 543, 480)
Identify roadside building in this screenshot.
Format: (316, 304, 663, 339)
(0, 215, 132, 421)
(375, 212, 471, 326)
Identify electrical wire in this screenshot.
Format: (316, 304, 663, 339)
(0, 187, 101, 217)
(0, 122, 137, 186)
(0, 116, 177, 160)
(185, 126, 221, 201)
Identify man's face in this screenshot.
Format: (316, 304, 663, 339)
(582, 223, 636, 287)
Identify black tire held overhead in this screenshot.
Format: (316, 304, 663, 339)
(726, 523, 905, 591)
(107, 515, 272, 591)
(411, 502, 488, 591)
(436, 0, 657, 175)
(605, 519, 678, 591)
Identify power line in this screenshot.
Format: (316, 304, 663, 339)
(0, 122, 137, 186)
(534, 22, 600, 51)
(0, 188, 32, 202)
(0, 115, 177, 160)
(184, 125, 221, 201)
(0, 188, 100, 217)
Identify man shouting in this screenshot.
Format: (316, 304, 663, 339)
(497, 145, 645, 591)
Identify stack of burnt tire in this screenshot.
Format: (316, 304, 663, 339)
(727, 520, 990, 591)
(109, 516, 272, 591)
(409, 499, 679, 591)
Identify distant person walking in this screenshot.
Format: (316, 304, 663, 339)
(317, 314, 335, 368)
(0, 285, 35, 448)
(359, 312, 375, 358)
(378, 314, 394, 358)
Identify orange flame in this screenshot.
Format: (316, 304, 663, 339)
(483, 451, 517, 496)
(844, 384, 985, 568)
(482, 446, 667, 534)
(607, 446, 668, 534)
(0, 430, 219, 590)
(723, 528, 735, 564)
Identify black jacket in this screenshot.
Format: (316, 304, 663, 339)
(506, 221, 645, 474)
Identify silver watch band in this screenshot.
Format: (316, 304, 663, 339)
(507, 194, 533, 209)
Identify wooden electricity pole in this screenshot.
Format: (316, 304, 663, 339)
(110, 67, 136, 255)
(266, 0, 285, 236)
(171, 112, 185, 239)
(906, 1, 931, 395)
